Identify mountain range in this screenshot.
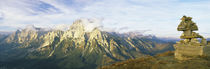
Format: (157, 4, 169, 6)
(0, 19, 174, 69)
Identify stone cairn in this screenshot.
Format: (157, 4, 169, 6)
(174, 16, 210, 60)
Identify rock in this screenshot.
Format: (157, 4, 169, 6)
(174, 45, 210, 60)
(174, 16, 210, 60)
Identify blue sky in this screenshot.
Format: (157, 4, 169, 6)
(0, 0, 210, 38)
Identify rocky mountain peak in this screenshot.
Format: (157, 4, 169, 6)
(5, 25, 49, 44)
(62, 18, 103, 39)
(70, 18, 102, 32)
(69, 19, 85, 31)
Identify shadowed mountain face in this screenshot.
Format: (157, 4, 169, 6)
(0, 19, 174, 69)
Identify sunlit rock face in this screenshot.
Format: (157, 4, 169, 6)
(4, 25, 49, 48)
(6, 25, 36, 43)
(64, 19, 85, 38)
(6, 29, 37, 43)
(40, 30, 63, 48)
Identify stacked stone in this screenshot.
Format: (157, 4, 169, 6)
(174, 16, 210, 60)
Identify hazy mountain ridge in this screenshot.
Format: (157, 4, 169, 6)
(0, 19, 174, 69)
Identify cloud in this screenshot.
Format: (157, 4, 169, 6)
(79, 18, 103, 32)
(0, 0, 210, 38)
(54, 24, 70, 31)
(0, 26, 16, 31)
(0, 12, 3, 20)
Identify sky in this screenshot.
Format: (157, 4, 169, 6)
(0, 0, 210, 38)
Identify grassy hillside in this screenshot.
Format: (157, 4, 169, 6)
(100, 51, 210, 69)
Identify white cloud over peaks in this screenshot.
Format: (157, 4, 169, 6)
(54, 24, 70, 31)
(0, 12, 3, 19)
(0, 0, 210, 38)
(80, 18, 103, 32)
